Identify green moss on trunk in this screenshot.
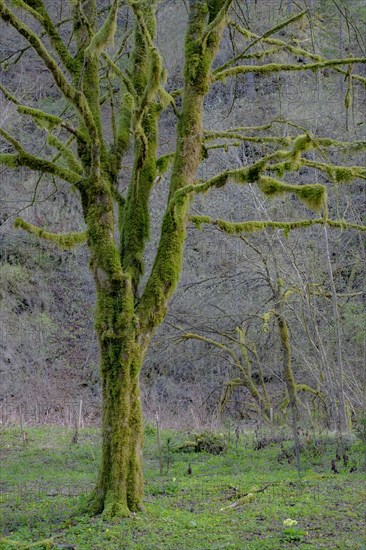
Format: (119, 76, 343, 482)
(88, 335, 145, 518)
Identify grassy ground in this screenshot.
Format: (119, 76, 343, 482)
(0, 425, 365, 549)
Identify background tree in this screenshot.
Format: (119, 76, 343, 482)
(0, 0, 365, 518)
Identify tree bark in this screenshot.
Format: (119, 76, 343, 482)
(88, 327, 145, 518)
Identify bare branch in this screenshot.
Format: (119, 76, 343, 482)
(216, 9, 307, 73)
(182, 332, 240, 366)
(229, 21, 366, 86)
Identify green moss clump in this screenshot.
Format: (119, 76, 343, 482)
(215, 219, 269, 234)
(258, 176, 286, 198)
(156, 153, 175, 175)
(109, 91, 134, 179)
(262, 311, 272, 333)
(246, 161, 266, 183)
(191, 215, 211, 229)
(272, 161, 297, 178)
(291, 133, 312, 155)
(177, 431, 227, 455)
(294, 184, 326, 212)
(85, 0, 118, 58)
(327, 165, 360, 183)
(303, 159, 365, 183)
(258, 176, 326, 212)
(0, 153, 19, 168)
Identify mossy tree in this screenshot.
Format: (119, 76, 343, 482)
(1, 0, 366, 517)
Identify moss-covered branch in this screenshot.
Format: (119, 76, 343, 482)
(189, 216, 366, 234)
(326, 220, 366, 231)
(174, 134, 313, 200)
(102, 52, 136, 98)
(0, 127, 24, 152)
(302, 159, 366, 182)
(0, 127, 82, 184)
(190, 216, 321, 233)
(0, 82, 83, 140)
(16, 105, 63, 131)
(14, 218, 87, 248)
(206, 141, 240, 151)
(0, 3, 71, 95)
(119, 0, 162, 293)
(109, 90, 134, 179)
(205, 124, 366, 151)
(0, 81, 21, 104)
(0, 152, 82, 185)
(16, 105, 84, 141)
(213, 57, 366, 83)
(47, 134, 84, 175)
(203, 0, 234, 40)
(174, 132, 365, 209)
(156, 152, 175, 175)
(205, 130, 291, 145)
(85, 0, 118, 58)
(182, 332, 240, 365)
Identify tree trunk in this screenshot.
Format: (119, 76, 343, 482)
(323, 226, 348, 433)
(81, 221, 146, 517)
(275, 298, 302, 474)
(88, 335, 144, 518)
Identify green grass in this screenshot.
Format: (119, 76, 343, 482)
(0, 425, 365, 549)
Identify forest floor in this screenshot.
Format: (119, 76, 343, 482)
(0, 425, 365, 549)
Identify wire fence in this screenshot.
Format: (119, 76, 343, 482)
(0, 481, 94, 503)
(0, 400, 101, 427)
